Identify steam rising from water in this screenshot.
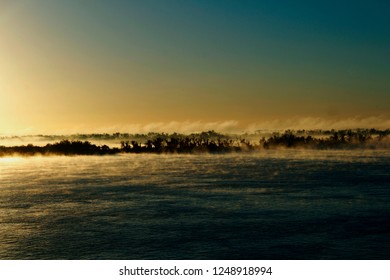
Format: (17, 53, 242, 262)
(0, 151, 389, 259)
(52, 116, 390, 134)
(1, 116, 389, 136)
(247, 116, 390, 131)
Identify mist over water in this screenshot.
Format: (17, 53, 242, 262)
(0, 150, 389, 259)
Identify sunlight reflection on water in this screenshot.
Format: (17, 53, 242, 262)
(0, 150, 389, 259)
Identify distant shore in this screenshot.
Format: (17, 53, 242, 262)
(1, 129, 389, 157)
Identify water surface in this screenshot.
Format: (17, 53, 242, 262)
(0, 150, 389, 259)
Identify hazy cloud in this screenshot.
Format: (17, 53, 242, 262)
(96, 120, 241, 134)
(246, 116, 390, 132)
(2, 116, 389, 136)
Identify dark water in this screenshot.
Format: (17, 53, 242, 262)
(0, 150, 389, 259)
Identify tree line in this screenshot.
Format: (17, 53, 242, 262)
(0, 129, 389, 156)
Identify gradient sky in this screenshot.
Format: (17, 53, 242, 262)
(1, 0, 389, 134)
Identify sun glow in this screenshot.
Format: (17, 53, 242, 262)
(0, 1, 388, 135)
(0, 157, 22, 163)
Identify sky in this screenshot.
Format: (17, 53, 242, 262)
(1, 0, 389, 134)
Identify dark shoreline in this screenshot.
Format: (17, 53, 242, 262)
(1, 129, 389, 157)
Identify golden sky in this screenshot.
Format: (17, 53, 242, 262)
(1, 1, 389, 134)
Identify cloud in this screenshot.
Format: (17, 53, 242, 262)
(95, 120, 241, 134)
(2, 116, 389, 136)
(246, 116, 390, 131)
(74, 116, 390, 134)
